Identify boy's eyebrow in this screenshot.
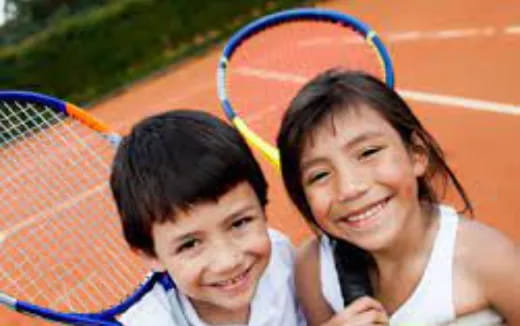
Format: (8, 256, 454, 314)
(301, 131, 384, 170)
(170, 204, 258, 243)
(221, 204, 257, 226)
(171, 230, 202, 244)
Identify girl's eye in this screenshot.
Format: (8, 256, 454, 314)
(231, 216, 254, 229)
(359, 146, 383, 159)
(306, 171, 329, 185)
(176, 239, 200, 253)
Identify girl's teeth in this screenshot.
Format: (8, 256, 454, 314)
(347, 202, 384, 222)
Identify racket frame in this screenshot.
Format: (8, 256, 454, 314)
(0, 272, 171, 325)
(0, 90, 166, 325)
(217, 8, 395, 168)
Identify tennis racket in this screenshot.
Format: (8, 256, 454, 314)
(0, 91, 189, 325)
(217, 8, 394, 168)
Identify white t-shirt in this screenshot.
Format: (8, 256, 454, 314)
(119, 229, 306, 326)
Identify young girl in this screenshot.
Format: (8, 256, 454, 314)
(276, 70, 519, 325)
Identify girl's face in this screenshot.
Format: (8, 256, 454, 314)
(300, 105, 428, 251)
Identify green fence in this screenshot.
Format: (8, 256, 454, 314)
(0, 0, 308, 104)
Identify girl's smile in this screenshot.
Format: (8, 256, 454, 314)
(335, 195, 393, 230)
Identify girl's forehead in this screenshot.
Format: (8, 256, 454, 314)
(301, 106, 394, 152)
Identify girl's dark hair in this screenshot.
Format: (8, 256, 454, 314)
(110, 110, 268, 257)
(277, 69, 472, 304)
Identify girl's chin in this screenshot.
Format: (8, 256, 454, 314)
(335, 222, 400, 252)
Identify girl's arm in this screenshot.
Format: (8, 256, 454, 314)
(479, 233, 520, 324)
(295, 237, 335, 326)
(295, 237, 388, 326)
(459, 221, 520, 325)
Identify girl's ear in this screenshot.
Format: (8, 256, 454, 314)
(410, 133, 429, 178)
(134, 249, 167, 272)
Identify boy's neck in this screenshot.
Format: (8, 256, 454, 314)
(191, 299, 250, 325)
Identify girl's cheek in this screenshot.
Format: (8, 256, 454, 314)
(307, 191, 331, 223)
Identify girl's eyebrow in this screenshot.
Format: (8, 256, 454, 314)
(301, 131, 384, 170)
(341, 131, 384, 150)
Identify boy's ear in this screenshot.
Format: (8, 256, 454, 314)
(410, 133, 429, 177)
(133, 249, 166, 272)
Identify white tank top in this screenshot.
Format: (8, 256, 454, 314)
(320, 205, 459, 325)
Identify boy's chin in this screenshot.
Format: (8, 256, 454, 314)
(190, 284, 257, 323)
(209, 270, 260, 308)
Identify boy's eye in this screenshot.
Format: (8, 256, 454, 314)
(231, 216, 254, 229)
(176, 239, 200, 253)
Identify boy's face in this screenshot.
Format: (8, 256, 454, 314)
(147, 182, 271, 322)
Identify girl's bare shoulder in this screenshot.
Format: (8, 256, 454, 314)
(456, 217, 518, 270)
(455, 217, 519, 312)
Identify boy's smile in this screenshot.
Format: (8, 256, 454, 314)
(146, 182, 271, 324)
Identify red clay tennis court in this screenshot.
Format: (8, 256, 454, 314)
(2, 0, 518, 324)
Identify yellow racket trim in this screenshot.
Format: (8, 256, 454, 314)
(366, 30, 387, 84)
(232, 117, 280, 169)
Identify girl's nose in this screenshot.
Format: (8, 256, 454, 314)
(336, 168, 369, 202)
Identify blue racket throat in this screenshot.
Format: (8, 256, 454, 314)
(1, 272, 174, 325)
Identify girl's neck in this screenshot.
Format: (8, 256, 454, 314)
(371, 203, 439, 271)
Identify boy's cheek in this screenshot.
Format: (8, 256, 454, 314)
(244, 230, 271, 258)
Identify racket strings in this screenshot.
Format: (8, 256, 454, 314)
(0, 104, 115, 308)
(225, 20, 385, 143)
(0, 100, 148, 313)
(0, 102, 108, 223)
(0, 102, 105, 218)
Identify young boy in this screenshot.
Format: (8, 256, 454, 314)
(110, 110, 305, 325)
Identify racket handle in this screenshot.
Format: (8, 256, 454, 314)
(233, 117, 280, 169)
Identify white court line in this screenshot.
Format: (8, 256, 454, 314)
(235, 67, 520, 115)
(0, 183, 107, 244)
(299, 25, 518, 45)
(387, 31, 423, 42)
(398, 90, 520, 115)
(430, 28, 494, 39)
(504, 25, 520, 34)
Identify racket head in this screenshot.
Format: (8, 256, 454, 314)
(217, 8, 395, 167)
(0, 90, 155, 324)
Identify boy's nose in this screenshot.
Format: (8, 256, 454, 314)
(208, 241, 242, 274)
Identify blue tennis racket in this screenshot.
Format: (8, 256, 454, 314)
(217, 8, 394, 168)
(0, 91, 189, 325)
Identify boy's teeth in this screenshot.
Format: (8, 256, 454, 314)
(216, 270, 246, 286)
(347, 202, 385, 222)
